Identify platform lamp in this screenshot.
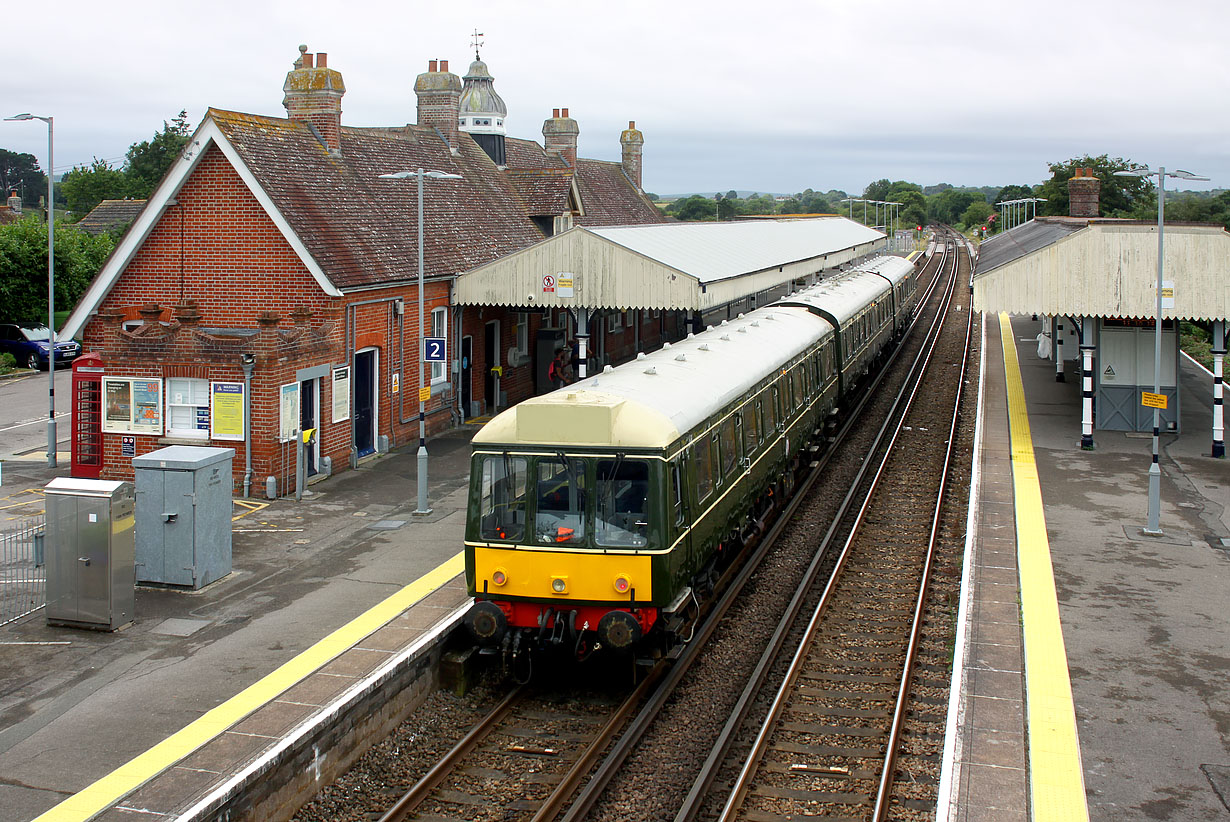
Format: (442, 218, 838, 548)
(378, 168, 463, 516)
(1113, 165, 1208, 535)
(5, 113, 56, 467)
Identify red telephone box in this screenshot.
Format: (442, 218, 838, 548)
(71, 353, 105, 478)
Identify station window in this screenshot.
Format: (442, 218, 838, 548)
(515, 313, 530, 358)
(167, 377, 209, 440)
(431, 307, 447, 383)
(477, 455, 527, 541)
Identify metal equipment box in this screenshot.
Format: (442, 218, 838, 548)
(132, 446, 235, 589)
(44, 478, 135, 631)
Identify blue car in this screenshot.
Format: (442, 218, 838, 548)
(0, 323, 81, 370)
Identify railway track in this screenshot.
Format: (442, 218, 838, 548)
(293, 236, 975, 822)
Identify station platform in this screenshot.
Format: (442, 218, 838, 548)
(942, 314, 1230, 821)
(2, 311, 1227, 822)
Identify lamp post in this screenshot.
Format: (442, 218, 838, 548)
(378, 168, 462, 515)
(6, 113, 56, 467)
(1114, 165, 1208, 535)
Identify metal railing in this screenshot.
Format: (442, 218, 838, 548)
(1, 514, 46, 626)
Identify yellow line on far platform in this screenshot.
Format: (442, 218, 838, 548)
(32, 552, 466, 822)
(999, 313, 1089, 822)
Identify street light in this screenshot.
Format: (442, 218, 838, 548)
(6, 113, 56, 467)
(1114, 165, 1209, 535)
(378, 168, 462, 515)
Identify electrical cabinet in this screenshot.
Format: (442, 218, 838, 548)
(133, 446, 234, 589)
(45, 478, 135, 631)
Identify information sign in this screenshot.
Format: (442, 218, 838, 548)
(423, 337, 447, 362)
(1141, 391, 1168, 410)
(211, 382, 245, 440)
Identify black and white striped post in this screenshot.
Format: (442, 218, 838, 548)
(1080, 316, 1095, 450)
(1213, 320, 1225, 458)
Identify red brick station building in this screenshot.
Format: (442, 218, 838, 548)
(64, 45, 886, 497)
(62, 46, 674, 496)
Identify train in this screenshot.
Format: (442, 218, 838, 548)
(461, 253, 921, 664)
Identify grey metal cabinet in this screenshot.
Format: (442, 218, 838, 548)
(44, 478, 135, 631)
(133, 446, 234, 589)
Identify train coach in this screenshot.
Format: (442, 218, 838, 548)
(462, 254, 920, 664)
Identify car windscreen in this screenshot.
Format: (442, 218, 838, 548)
(20, 327, 51, 341)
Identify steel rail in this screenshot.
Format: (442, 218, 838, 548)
(716, 231, 964, 821)
(670, 234, 956, 822)
(377, 685, 525, 822)
(561, 237, 955, 822)
(872, 237, 975, 820)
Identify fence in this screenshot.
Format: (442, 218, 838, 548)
(1, 514, 46, 627)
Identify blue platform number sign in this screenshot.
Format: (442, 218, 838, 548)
(423, 337, 447, 363)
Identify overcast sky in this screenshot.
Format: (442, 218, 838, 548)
(5, 0, 1227, 198)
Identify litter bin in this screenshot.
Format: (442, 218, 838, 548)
(44, 478, 135, 631)
(133, 446, 234, 589)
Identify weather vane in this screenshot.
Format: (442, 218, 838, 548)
(471, 29, 485, 61)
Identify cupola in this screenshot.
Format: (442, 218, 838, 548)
(459, 57, 508, 165)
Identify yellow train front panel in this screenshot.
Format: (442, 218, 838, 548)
(472, 545, 653, 603)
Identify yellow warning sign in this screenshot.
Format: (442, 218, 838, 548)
(419, 385, 431, 403)
(1141, 391, 1168, 409)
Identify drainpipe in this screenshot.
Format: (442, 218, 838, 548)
(241, 353, 255, 497)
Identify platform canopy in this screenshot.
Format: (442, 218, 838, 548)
(972, 218, 1230, 321)
(452, 217, 885, 312)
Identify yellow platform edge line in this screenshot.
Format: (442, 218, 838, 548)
(33, 552, 466, 822)
(999, 313, 1089, 822)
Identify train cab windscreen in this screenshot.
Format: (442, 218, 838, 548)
(596, 459, 649, 548)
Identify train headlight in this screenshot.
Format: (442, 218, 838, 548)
(551, 576, 568, 594)
(492, 568, 507, 587)
(613, 574, 631, 594)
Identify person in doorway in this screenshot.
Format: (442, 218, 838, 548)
(558, 348, 575, 385)
(549, 347, 568, 388)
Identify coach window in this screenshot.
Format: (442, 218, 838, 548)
(535, 457, 587, 545)
(596, 458, 649, 548)
(741, 405, 758, 455)
(696, 436, 717, 501)
(671, 459, 685, 526)
(761, 392, 776, 439)
(772, 386, 783, 430)
(477, 455, 528, 541)
(793, 368, 805, 408)
(719, 417, 739, 479)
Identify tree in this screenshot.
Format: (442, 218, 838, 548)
(927, 188, 981, 225)
(59, 158, 133, 217)
(992, 184, 1034, 205)
(124, 110, 191, 197)
(863, 178, 892, 201)
(0, 217, 116, 323)
(1036, 155, 1153, 218)
(0, 149, 45, 208)
(716, 194, 737, 221)
(668, 195, 717, 221)
(961, 200, 993, 229)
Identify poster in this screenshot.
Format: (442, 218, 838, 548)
(102, 377, 163, 434)
(280, 382, 300, 442)
(104, 379, 132, 430)
(131, 380, 163, 433)
(211, 382, 244, 440)
(332, 366, 350, 423)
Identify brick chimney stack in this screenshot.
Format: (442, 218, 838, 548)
(543, 108, 579, 168)
(1068, 167, 1101, 217)
(415, 59, 463, 152)
(283, 45, 346, 154)
(620, 120, 644, 191)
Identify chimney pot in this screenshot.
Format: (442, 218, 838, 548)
(302, 52, 314, 68)
(629, 120, 635, 129)
(441, 59, 448, 72)
(561, 107, 569, 118)
(429, 59, 438, 72)
(553, 108, 560, 118)
(317, 52, 327, 67)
